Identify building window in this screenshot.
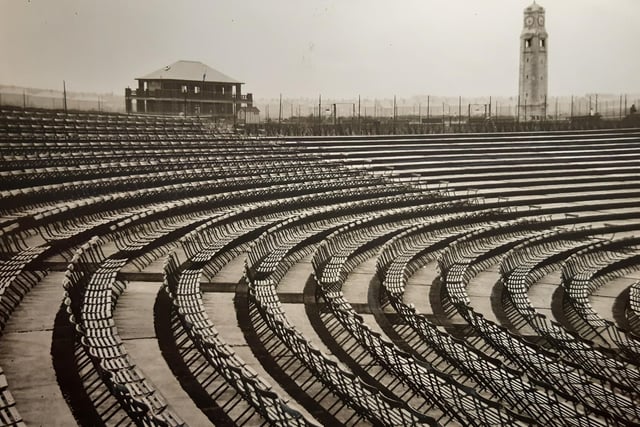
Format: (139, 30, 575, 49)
(194, 86, 200, 94)
(181, 85, 188, 93)
(540, 38, 545, 48)
(525, 38, 532, 48)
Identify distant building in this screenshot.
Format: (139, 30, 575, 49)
(237, 106, 261, 124)
(518, 2, 548, 121)
(125, 60, 253, 118)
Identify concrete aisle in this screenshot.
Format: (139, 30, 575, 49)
(0, 271, 76, 426)
(115, 280, 212, 426)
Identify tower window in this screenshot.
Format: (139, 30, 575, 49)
(525, 38, 532, 48)
(540, 38, 545, 48)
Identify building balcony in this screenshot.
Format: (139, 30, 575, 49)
(125, 88, 252, 103)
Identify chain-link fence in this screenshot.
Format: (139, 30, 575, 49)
(255, 94, 640, 124)
(0, 86, 125, 113)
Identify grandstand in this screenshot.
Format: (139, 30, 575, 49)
(1, 106, 640, 426)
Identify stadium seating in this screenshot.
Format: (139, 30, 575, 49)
(1, 107, 640, 425)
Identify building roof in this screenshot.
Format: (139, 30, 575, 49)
(525, 1, 544, 12)
(239, 106, 260, 113)
(137, 60, 242, 84)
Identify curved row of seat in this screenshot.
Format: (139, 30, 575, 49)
(312, 215, 533, 426)
(501, 241, 640, 391)
(243, 204, 438, 426)
(2, 107, 640, 425)
(163, 234, 317, 426)
(377, 218, 640, 424)
(630, 280, 640, 334)
(560, 238, 640, 353)
(62, 237, 184, 426)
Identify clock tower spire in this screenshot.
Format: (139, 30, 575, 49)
(518, 2, 548, 121)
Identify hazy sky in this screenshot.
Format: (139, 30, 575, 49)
(1, 0, 638, 98)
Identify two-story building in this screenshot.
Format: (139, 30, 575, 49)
(125, 60, 253, 118)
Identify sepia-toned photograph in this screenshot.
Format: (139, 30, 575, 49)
(1, 1, 639, 425)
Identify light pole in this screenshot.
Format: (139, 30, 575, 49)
(201, 72, 206, 117)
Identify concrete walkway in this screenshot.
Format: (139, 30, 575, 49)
(115, 280, 212, 426)
(466, 264, 501, 324)
(404, 260, 441, 316)
(202, 252, 321, 423)
(591, 273, 640, 323)
(0, 271, 76, 426)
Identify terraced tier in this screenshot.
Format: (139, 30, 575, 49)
(1, 107, 640, 426)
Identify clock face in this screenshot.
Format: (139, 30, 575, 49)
(525, 16, 534, 27)
(537, 16, 545, 26)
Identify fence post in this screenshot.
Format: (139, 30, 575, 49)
(570, 95, 574, 119)
(63, 80, 67, 112)
(619, 94, 623, 119)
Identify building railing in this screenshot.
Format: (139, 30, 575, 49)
(125, 88, 252, 102)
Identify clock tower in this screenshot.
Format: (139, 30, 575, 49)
(518, 2, 548, 120)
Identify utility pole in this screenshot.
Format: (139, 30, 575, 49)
(63, 80, 68, 112)
(318, 94, 322, 126)
(570, 95, 574, 119)
(201, 73, 206, 117)
(184, 86, 187, 117)
(393, 95, 397, 133)
(619, 94, 623, 119)
(625, 94, 628, 114)
(278, 93, 282, 124)
(393, 95, 397, 120)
